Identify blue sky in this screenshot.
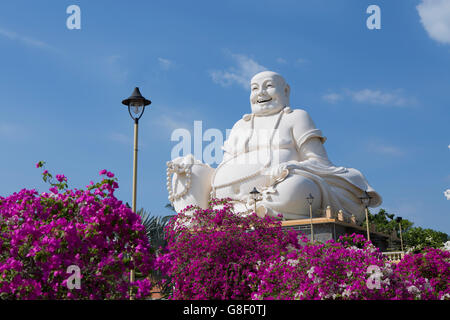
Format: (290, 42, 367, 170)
(0, 0, 449, 233)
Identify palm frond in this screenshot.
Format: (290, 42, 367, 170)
(136, 208, 173, 251)
(165, 203, 176, 212)
(136, 208, 175, 299)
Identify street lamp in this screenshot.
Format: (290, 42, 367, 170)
(396, 216, 404, 252)
(121, 87, 151, 214)
(250, 187, 261, 215)
(359, 191, 372, 241)
(121, 87, 151, 300)
(306, 193, 314, 242)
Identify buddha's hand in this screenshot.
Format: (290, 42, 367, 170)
(263, 163, 290, 186)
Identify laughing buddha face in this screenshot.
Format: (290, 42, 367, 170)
(250, 71, 290, 116)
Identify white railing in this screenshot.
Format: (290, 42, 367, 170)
(382, 251, 404, 262)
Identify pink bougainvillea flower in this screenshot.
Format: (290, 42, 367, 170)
(48, 187, 59, 194)
(55, 174, 67, 183)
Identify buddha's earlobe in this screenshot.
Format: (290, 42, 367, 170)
(285, 84, 291, 97)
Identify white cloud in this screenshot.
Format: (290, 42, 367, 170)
(275, 57, 308, 66)
(322, 93, 343, 104)
(0, 123, 17, 136)
(417, 0, 450, 45)
(0, 122, 27, 140)
(109, 132, 131, 145)
(104, 55, 128, 83)
(295, 57, 308, 66)
(0, 27, 55, 51)
(209, 53, 267, 89)
(323, 89, 416, 107)
(444, 189, 450, 200)
(148, 104, 199, 135)
(108, 132, 146, 147)
(0, 28, 15, 39)
(372, 145, 404, 156)
(153, 114, 192, 132)
(158, 57, 174, 70)
(367, 141, 405, 157)
(349, 89, 412, 106)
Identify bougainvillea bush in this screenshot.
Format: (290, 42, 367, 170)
(392, 248, 450, 299)
(156, 201, 450, 300)
(251, 235, 450, 300)
(0, 162, 154, 299)
(155, 199, 301, 299)
(2, 163, 448, 300)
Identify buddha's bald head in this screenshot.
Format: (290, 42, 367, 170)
(250, 71, 290, 116)
(251, 71, 287, 86)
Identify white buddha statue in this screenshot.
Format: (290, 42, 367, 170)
(167, 71, 381, 222)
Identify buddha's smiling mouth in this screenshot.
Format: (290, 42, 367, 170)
(257, 98, 272, 103)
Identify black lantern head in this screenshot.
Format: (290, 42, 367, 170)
(250, 187, 261, 201)
(395, 216, 403, 224)
(122, 87, 151, 121)
(306, 193, 314, 205)
(359, 191, 372, 208)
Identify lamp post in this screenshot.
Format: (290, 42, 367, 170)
(306, 193, 314, 242)
(359, 191, 372, 241)
(122, 87, 151, 213)
(396, 216, 404, 252)
(250, 187, 261, 215)
(121, 87, 151, 300)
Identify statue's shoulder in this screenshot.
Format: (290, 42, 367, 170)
(229, 116, 248, 132)
(283, 107, 318, 134)
(284, 107, 312, 123)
